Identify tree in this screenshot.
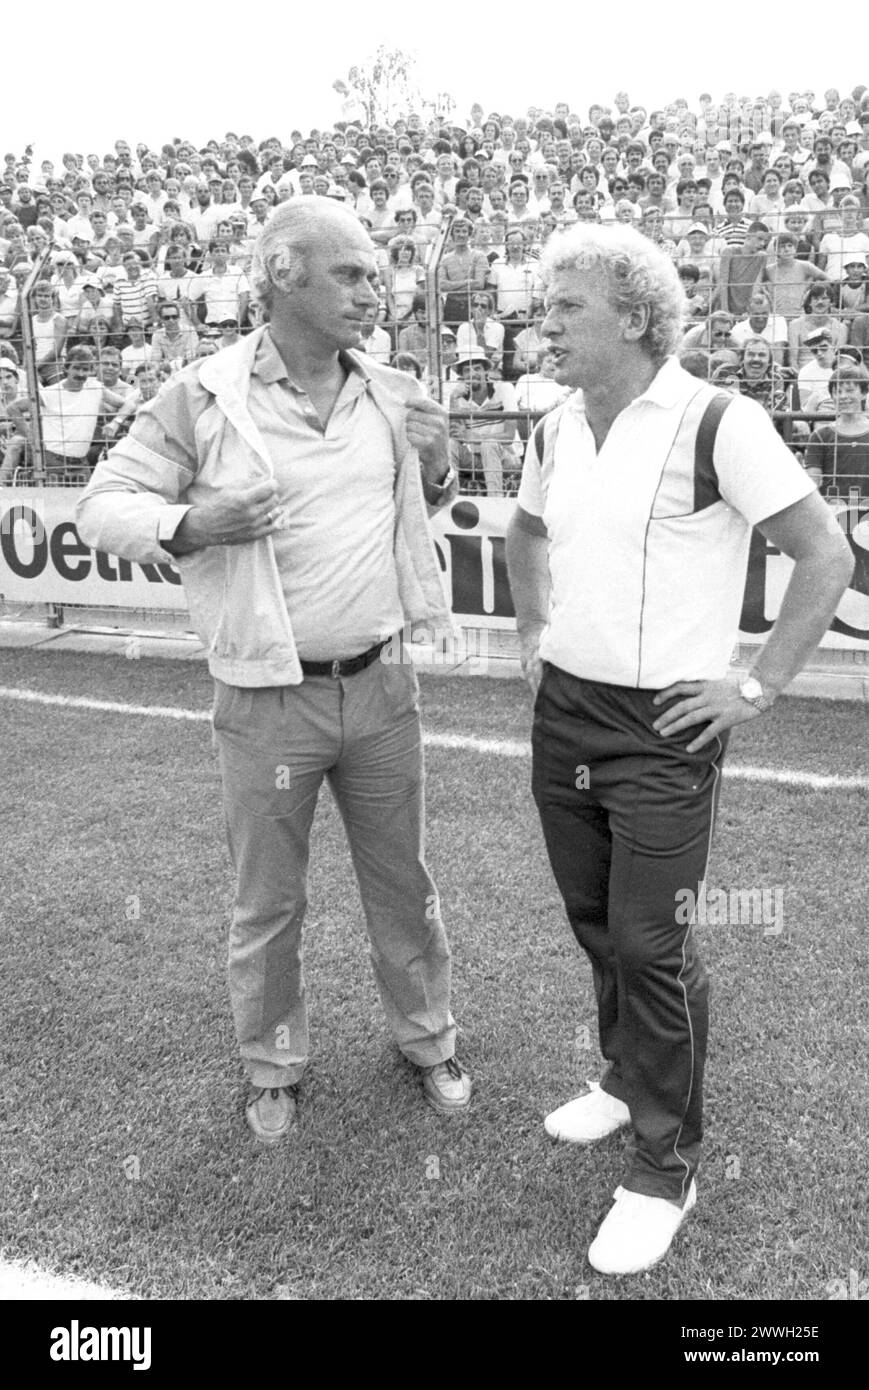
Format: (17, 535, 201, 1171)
(334, 46, 453, 128)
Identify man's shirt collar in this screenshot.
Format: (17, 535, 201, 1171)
(253, 329, 370, 390)
(634, 354, 697, 409)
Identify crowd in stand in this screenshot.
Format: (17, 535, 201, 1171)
(2, 84, 869, 498)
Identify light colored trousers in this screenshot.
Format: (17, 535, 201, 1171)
(212, 655, 456, 1089)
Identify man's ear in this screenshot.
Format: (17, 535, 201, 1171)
(622, 301, 651, 342)
(267, 247, 295, 296)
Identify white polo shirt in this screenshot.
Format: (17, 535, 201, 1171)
(517, 356, 815, 688)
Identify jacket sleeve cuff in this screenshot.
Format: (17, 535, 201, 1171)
(422, 465, 458, 510)
(157, 504, 194, 555)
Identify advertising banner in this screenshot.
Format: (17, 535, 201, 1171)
(2, 489, 868, 649)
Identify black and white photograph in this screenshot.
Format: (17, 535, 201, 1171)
(0, 0, 865, 1346)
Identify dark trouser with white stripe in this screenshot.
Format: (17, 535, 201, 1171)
(532, 663, 728, 1203)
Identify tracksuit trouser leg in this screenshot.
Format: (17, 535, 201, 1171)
(212, 657, 455, 1090)
(532, 663, 728, 1203)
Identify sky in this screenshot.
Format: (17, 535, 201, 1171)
(6, 2, 864, 166)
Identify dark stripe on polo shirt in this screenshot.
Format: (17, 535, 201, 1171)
(693, 392, 731, 513)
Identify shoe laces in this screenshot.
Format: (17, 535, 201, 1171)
(252, 1084, 298, 1103)
(433, 1057, 463, 1081)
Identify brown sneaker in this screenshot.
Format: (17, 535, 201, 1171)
(421, 1057, 472, 1113)
(245, 1085, 298, 1145)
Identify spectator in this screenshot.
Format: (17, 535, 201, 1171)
(0, 358, 22, 446)
(31, 280, 68, 375)
(730, 288, 789, 365)
(217, 318, 241, 350)
(455, 290, 505, 371)
(120, 319, 154, 379)
(805, 360, 869, 495)
(448, 348, 519, 497)
(718, 187, 750, 248)
(759, 231, 831, 318)
(150, 301, 200, 370)
(396, 293, 430, 359)
(66, 190, 96, 243)
(662, 179, 699, 243)
(674, 223, 717, 287)
(512, 303, 549, 374)
(391, 350, 425, 383)
(73, 275, 113, 336)
(506, 178, 539, 233)
(513, 348, 571, 440)
(356, 304, 391, 363)
(95, 238, 127, 294)
(788, 281, 848, 368)
(112, 251, 158, 331)
(834, 259, 869, 318)
(411, 182, 441, 249)
(156, 243, 198, 327)
(736, 336, 794, 415)
(103, 362, 161, 442)
(718, 221, 769, 316)
(39, 345, 126, 479)
(487, 229, 543, 376)
(382, 235, 424, 339)
(189, 239, 250, 328)
(677, 263, 711, 322)
(189, 183, 225, 243)
(13, 184, 39, 229)
(747, 168, 787, 231)
(817, 195, 869, 280)
(796, 327, 837, 409)
(440, 217, 489, 327)
(0, 394, 33, 482)
(54, 255, 87, 322)
(636, 207, 678, 259)
(0, 264, 18, 340)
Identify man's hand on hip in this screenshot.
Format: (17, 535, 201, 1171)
(165, 481, 284, 554)
(406, 397, 449, 479)
(518, 624, 545, 698)
(652, 679, 764, 752)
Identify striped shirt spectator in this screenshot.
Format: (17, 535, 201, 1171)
(112, 253, 158, 329)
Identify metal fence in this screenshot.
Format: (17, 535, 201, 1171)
(2, 215, 866, 509)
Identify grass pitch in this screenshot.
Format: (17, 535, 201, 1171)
(0, 648, 865, 1300)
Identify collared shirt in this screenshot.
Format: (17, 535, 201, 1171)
(247, 334, 405, 658)
(517, 356, 815, 688)
(487, 258, 542, 317)
(132, 331, 403, 660)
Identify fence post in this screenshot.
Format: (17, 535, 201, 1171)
(424, 211, 454, 403)
(18, 246, 53, 485)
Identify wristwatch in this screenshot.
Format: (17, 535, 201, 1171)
(425, 465, 456, 494)
(739, 676, 774, 712)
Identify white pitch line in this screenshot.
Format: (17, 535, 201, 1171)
(0, 1256, 128, 1301)
(1, 686, 866, 791)
(0, 686, 208, 721)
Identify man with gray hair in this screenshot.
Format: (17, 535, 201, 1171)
(506, 221, 853, 1275)
(77, 197, 471, 1143)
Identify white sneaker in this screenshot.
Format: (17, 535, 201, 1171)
(588, 1180, 698, 1275)
(544, 1082, 631, 1144)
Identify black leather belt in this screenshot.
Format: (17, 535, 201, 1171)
(299, 637, 390, 678)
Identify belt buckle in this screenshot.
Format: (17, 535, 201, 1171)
(330, 659, 341, 678)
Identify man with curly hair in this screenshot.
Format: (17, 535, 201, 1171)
(506, 222, 853, 1276)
